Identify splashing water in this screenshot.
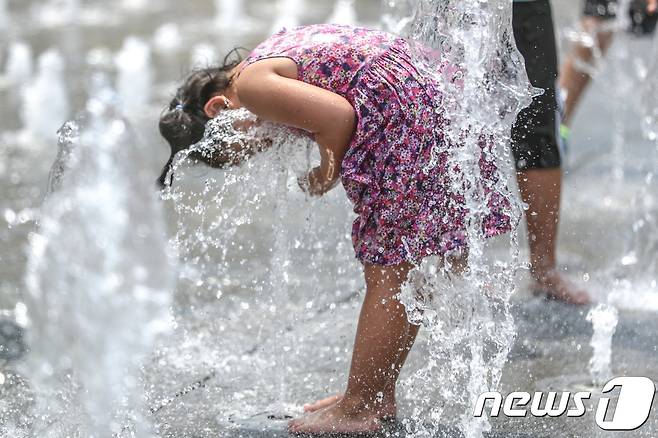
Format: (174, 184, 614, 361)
(385, 0, 534, 436)
(161, 109, 327, 307)
(115, 37, 153, 115)
(21, 75, 174, 437)
(158, 1, 531, 435)
(3, 1, 658, 437)
(381, 0, 415, 35)
(20, 49, 69, 142)
(157, 2, 533, 436)
(46, 118, 80, 195)
(157, 108, 364, 430)
(606, 39, 658, 309)
(586, 304, 619, 385)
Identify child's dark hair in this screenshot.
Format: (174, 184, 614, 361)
(157, 48, 246, 188)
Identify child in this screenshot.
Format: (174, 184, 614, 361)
(159, 24, 511, 435)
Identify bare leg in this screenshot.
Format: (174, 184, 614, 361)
(559, 17, 614, 125)
(517, 168, 590, 305)
(302, 253, 467, 416)
(289, 262, 415, 434)
(303, 324, 419, 419)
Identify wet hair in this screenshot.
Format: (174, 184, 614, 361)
(157, 48, 247, 188)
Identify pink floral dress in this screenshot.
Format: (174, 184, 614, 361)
(242, 24, 511, 266)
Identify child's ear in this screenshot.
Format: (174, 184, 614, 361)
(204, 96, 226, 118)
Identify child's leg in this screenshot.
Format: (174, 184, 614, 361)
(344, 261, 416, 401)
(303, 323, 418, 418)
(288, 262, 414, 434)
(302, 252, 467, 416)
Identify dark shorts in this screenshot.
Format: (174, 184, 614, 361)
(511, 0, 561, 171)
(584, 0, 658, 35)
(584, 0, 619, 18)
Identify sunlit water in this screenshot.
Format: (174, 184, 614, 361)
(383, 1, 534, 436)
(21, 76, 174, 437)
(0, 0, 657, 437)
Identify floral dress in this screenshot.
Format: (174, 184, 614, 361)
(242, 24, 511, 266)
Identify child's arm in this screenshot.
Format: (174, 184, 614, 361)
(235, 58, 356, 196)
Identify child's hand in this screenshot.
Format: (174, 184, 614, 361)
(297, 167, 339, 196)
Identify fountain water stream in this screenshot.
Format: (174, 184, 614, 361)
(3, 42, 33, 88)
(586, 304, 619, 385)
(162, 1, 533, 436)
(115, 37, 153, 116)
(20, 49, 69, 142)
(386, 1, 534, 436)
(21, 75, 174, 437)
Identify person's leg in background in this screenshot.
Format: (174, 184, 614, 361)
(560, 0, 658, 127)
(559, 0, 616, 126)
(512, 0, 590, 305)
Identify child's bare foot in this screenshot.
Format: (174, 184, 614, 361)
(303, 394, 343, 413)
(532, 271, 591, 305)
(289, 397, 383, 435)
(303, 393, 397, 420)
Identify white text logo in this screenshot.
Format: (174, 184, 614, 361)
(474, 376, 655, 431)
